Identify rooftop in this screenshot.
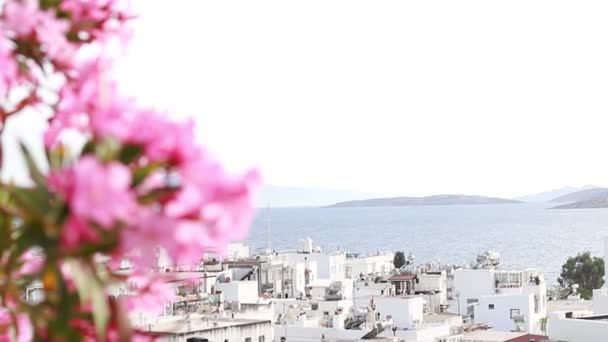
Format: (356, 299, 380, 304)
(462, 330, 526, 342)
(149, 316, 271, 335)
(387, 274, 415, 282)
(546, 299, 592, 314)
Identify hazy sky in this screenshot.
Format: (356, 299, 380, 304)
(20, 1, 608, 198)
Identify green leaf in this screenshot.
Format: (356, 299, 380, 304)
(137, 186, 178, 205)
(118, 144, 143, 164)
(69, 261, 109, 340)
(39, 0, 62, 10)
(95, 138, 121, 162)
(9, 186, 50, 219)
(19, 142, 46, 187)
(131, 162, 164, 187)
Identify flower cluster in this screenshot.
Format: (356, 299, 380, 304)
(0, 0, 259, 340)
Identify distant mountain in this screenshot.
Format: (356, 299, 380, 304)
(328, 194, 521, 208)
(257, 185, 376, 208)
(516, 185, 599, 202)
(552, 197, 608, 209)
(549, 187, 608, 203)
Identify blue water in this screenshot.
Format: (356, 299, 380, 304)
(247, 203, 608, 282)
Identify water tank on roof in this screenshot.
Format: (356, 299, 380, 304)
(303, 237, 313, 253)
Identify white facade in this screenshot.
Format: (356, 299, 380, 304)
(451, 267, 546, 333)
(547, 311, 608, 342)
(216, 280, 259, 304)
(592, 236, 608, 315)
(279, 251, 346, 281)
(373, 296, 424, 329)
(152, 318, 273, 342)
(475, 294, 542, 333)
(345, 252, 393, 279)
(417, 271, 447, 294)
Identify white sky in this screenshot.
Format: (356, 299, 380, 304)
(95, 1, 608, 197)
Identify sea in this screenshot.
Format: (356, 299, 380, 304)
(247, 203, 608, 283)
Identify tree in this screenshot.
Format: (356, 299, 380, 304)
(394, 251, 406, 269)
(557, 252, 604, 300)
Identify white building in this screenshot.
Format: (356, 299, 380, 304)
(373, 295, 424, 329)
(475, 294, 542, 332)
(216, 280, 260, 304)
(416, 271, 448, 314)
(451, 267, 546, 333)
(547, 311, 608, 342)
(275, 238, 346, 281)
(149, 316, 273, 342)
(345, 252, 394, 279)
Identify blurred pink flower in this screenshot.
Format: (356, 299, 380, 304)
(36, 12, 76, 67)
(61, 216, 101, 249)
(124, 276, 174, 314)
(0, 38, 18, 99)
(51, 156, 136, 228)
(2, 0, 40, 37)
(19, 250, 43, 276)
(0, 309, 32, 342)
(70, 157, 135, 227)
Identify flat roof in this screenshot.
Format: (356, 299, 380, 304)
(462, 330, 525, 341)
(388, 274, 415, 281)
(149, 317, 271, 335)
(546, 299, 593, 313)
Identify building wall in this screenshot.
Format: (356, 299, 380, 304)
(374, 296, 424, 329)
(345, 253, 393, 278)
(452, 269, 494, 315)
(593, 288, 608, 314)
(416, 272, 447, 293)
(161, 321, 273, 342)
(475, 294, 534, 332)
(547, 312, 608, 342)
(329, 254, 346, 280)
(280, 252, 341, 280)
(275, 326, 365, 342)
(216, 281, 259, 304)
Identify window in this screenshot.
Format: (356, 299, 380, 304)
(510, 308, 520, 318)
(258, 337, 265, 342)
(488, 304, 495, 310)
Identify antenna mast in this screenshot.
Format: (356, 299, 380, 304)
(266, 203, 272, 252)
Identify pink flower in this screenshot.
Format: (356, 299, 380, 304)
(19, 250, 43, 276)
(70, 157, 135, 227)
(60, 0, 134, 44)
(36, 12, 76, 67)
(2, 0, 40, 37)
(60, 216, 101, 249)
(0, 37, 18, 99)
(51, 156, 136, 228)
(0, 309, 32, 342)
(124, 276, 174, 314)
(125, 111, 198, 164)
(119, 210, 175, 270)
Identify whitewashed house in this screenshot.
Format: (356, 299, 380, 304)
(450, 263, 547, 333)
(345, 252, 394, 279)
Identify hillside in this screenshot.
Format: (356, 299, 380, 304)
(549, 188, 608, 203)
(516, 186, 596, 202)
(551, 197, 608, 209)
(257, 185, 376, 207)
(328, 194, 521, 208)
